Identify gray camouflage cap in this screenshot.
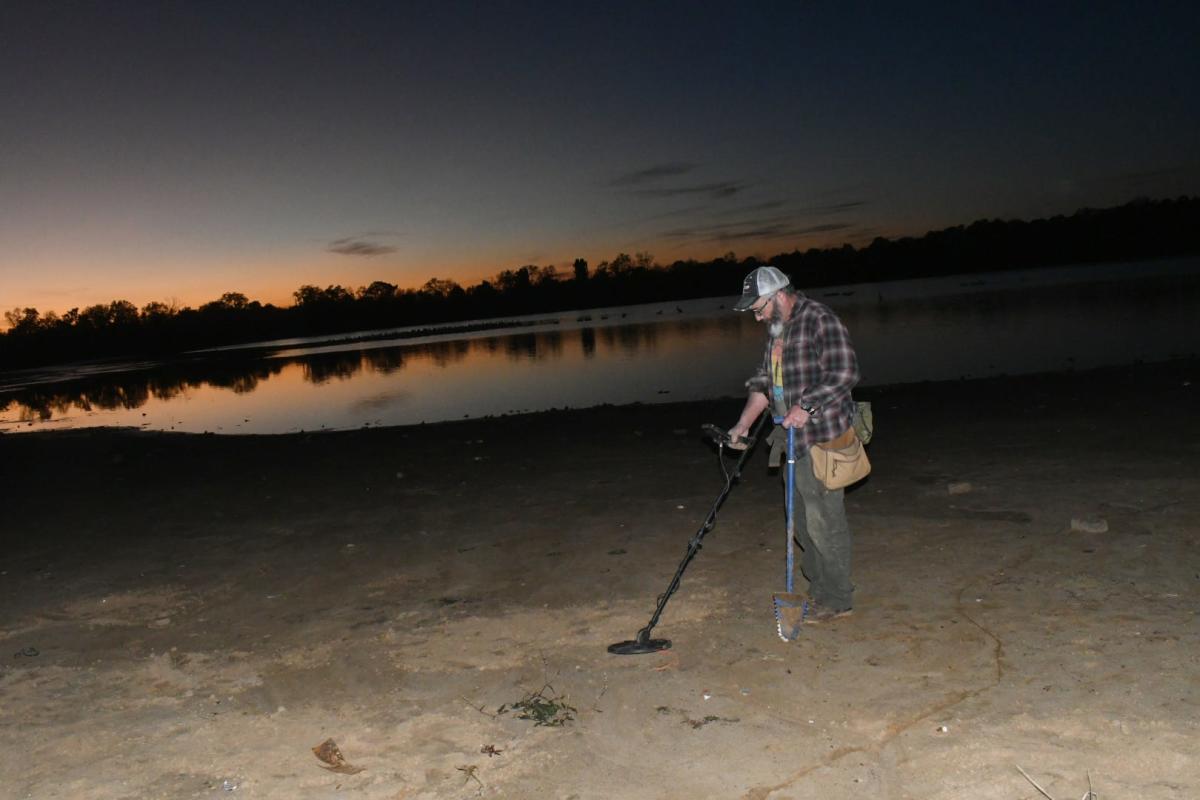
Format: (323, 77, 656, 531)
(733, 266, 790, 311)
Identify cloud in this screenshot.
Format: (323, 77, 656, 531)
(739, 200, 787, 213)
(609, 162, 698, 186)
(800, 200, 867, 215)
(664, 217, 854, 244)
(651, 195, 867, 246)
(798, 222, 855, 234)
(327, 235, 398, 257)
(609, 162, 751, 202)
(633, 181, 746, 200)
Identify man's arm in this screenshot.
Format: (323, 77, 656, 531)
(800, 310, 859, 412)
(728, 390, 769, 447)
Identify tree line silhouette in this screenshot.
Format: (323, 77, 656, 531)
(3, 195, 1197, 371)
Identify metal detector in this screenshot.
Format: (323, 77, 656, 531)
(607, 411, 769, 655)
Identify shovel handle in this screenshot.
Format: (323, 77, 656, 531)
(782, 422, 796, 594)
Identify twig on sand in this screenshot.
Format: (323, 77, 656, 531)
(461, 696, 497, 718)
(1016, 765, 1057, 800)
(651, 651, 680, 672)
(456, 764, 483, 788)
(591, 679, 609, 712)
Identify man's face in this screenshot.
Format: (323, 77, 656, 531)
(750, 293, 776, 321)
(751, 292, 786, 337)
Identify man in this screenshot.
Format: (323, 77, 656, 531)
(728, 265, 861, 622)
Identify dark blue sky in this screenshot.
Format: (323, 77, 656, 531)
(2, 1, 1197, 313)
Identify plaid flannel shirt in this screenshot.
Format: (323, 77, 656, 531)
(754, 292, 860, 451)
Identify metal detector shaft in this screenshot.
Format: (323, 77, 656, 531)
(614, 411, 770, 652)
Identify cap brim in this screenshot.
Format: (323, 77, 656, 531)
(733, 295, 757, 311)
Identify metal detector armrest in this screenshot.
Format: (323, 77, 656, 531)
(702, 423, 753, 448)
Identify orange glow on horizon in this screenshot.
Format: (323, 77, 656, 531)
(3, 230, 872, 321)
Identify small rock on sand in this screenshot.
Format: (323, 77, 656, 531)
(1070, 517, 1109, 533)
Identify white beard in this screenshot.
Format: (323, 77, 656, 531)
(768, 320, 785, 339)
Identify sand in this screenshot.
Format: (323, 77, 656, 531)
(1, 360, 1197, 799)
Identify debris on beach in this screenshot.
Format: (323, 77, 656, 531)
(457, 764, 484, 788)
(498, 685, 577, 727)
(1070, 517, 1109, 533)
(1015, 764, 1097, 800)
(311, 738, 365, 774)
(683, 715, 739, 729)
(947, 481, 973, 495)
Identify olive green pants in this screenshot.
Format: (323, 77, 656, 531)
(790, 448, 854, 611)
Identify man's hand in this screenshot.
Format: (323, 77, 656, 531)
(781, 404, 811, 429)
(729, 390, 768, 449)
(727, 424, 750, 449)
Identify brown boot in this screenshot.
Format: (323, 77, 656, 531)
(803, 603, 853, 624)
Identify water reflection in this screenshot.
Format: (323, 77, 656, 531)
(5, 359, 289, 422)
(0, 315, 728, 427)
(500, 331, 564, 360)
(598, 323, 660, 354)
(366, 347, 407, 375)
(302, 352, 364, 384)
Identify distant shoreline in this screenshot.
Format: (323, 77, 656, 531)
(11, 253, 1198, 380)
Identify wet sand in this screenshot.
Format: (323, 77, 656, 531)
(1, 360, 1198, 799)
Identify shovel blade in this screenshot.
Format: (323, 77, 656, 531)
(772, 592, 808, 641)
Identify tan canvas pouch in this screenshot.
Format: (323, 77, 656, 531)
(821, 426, 856, 450)
(811, 427, 871, 490)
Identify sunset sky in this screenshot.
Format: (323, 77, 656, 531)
(2, 1, 1198, 316)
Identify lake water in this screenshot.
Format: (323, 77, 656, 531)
(2, 257, 1198, 435)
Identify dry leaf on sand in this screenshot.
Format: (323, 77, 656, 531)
(311, 738, 365, 774)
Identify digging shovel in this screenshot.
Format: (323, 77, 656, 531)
(772, 424, 808, 640)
